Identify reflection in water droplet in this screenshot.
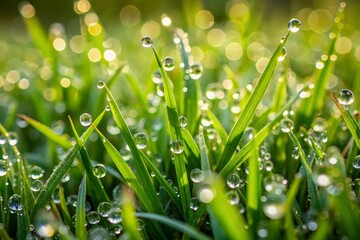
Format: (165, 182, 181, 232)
(353, 155, 360, 169)
(97, 80, 105, 89)
(280, 118, 294, 133)
(133, 133, 148, 149)
(141, 36, 153, 48)
(189, 63, 203, 80)
(93, 164, 106, 178)
(170, 140, 184, 154)
(80, 113, 92, 127)
(87, 211, 101, 224)
(190, 168, 204, 183)
(227, 173, 241, 189)
(0, 160, 9, 176)
(8, 194, 23, 213)
(179, 116, 188, 128)
(162, 57, 175, 71)
(288, 18, 302, 33)
(337, 89, 354, 106)
(97, 202, 112, 217)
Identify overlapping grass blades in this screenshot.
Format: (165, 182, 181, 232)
(121, 188, 142, 240)
(216, 31, 291, 171)
(75, 175, 87, 240)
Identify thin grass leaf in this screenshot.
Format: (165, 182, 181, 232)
(136, 212, 211, 240)
(217, 31, 291, 171)
(75, 174, 86, 240)
(68, 116, 110, 204)
(18, 114, 72, 150)
(125, 73, 148, 111)
(31, 111, 105, 217)
(207, 177, 251, 240)
(121, 187, 142, 240)
(199, 126, 211, 175)
(331, 92, 360, 150)
(309, 216, 331, 240)
(219, 88, 301, 178)
(59, 186, 72, 228)
(0, 225, 11, 240)
(206, 109, 228, 145)
(181, 128, 200, 167)
(309, 137, 325, 161)
(152, 47, 191, 221)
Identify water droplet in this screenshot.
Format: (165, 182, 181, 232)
(88, 227, 110, 240)
(97, 80, 105, 89)
(226, 190, 240, 205)
(280, 118, 294, 133)
(277, 47, 287, 62)
(179, 116, 188, 128)
(337, 89, 354, 106)
(8, 194, 23, 212)
(0, 160, 9, 176)
(262, 193, 286, 219)
(93, 164, 106, 178)
(352, 155, 360, 169)
(141, 36, 153, 48)
(0, 135, 6, 145)
(8, 132, 18, 146)
(263, 160, 273, 171)
(80, 113, 92, 127)
(61, 172, 70, 183)
(152, 70, 162, 84)
(241, 127, 255, 146)
(198, 187, 214, 203)
(87, 211, 101, 224)
(137, 219, 145, 231)
(162, 57, 175, 71)
(170, 140, 184, 154)
(52, 188, 60, 204)
(31, 180, 43, 192)
(189, 63, 203, 80)
(107, 207, 122, 224)
(133, 133, 148, 149)
(199, 97, 210, 110)
(288, 18, 302, 33)
(34, 209, 58, 238)
(190, 197, 200, 211)
(97, 202, 112, 217)
(30, 166, 45, 179)
(292, 148, 299, 159)
(190, 168, 204, 183)
(312, 164, 339, 187)
(263, 174, 288, 193)
(227, 173, 241, 189)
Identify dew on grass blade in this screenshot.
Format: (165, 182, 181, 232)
(198, 187, 214, 203)
(133, 133, 148, 149)
(353, 155, 360, 169)
(277, 47, 287, 62)
(97, 202, 112, 217)
(34, 209, 58, 238)
(292, 148, 299, 159)
(97, 80, 105, 89)
(189, 63, 203, 80)
(288, 18, 302, 32)
(262, 193, 286, 219)
(178, 116, 188, 128)
(88, 227, 110, 240)
(190, 197, 200, 211)
(141, 36, 153, 48)
(137, 219, 145, 231)
(190, 168, 204, 183)
(226, 190, 240, 205)
(170, 140, 184, 154)
(30, 166, 45, 179)
(80, 113, 92, 127)
(8, 131, 18, 146)
(263, 160, 273, 171)
(93, 163, 106, 178)
(337, 89, 354, 106)
(8, 194, 23, 213)
(162, 57, 175, 71)
(280, 118, 294, 133)
(0, 135, 6, 145)
(0, 160, 9, 176)
(227, 172, 241, 189)
(152, 70, 162, 84)
(31, 179, 43, 192)
(87, 211, 101, 224)
(107, 207, 122, 224)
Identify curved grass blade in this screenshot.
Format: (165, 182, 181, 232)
(181, 128, 200, 167)
(18, 114, 72, 150)
(206, 109, 228, 145)
(122, 187, 142, 240)
(331, 92, 360, 150)
(59, 186, 72, 228)
(217, 31, 291, 171)
(31, 111, 105, 217)
(152, 47, 191, 221)
(75, 174, 86, 240)
(219, 88, 301, 177)
(0, 225, 11, 240)
(68, 116, 110, 204)
(136, 212, 211, 240)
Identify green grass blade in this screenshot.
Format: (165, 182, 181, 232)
(18, 114, 72, 150)
(75, 174, 87, 240)
(206, 109, 228, 145)
(181, 128, 200, 167)
(103, 84, 165, 215)
(59, 186, 72, 228)
(217, 31, 291, 171)
(122, 187, 142, 240)
(331, 92, 360, 149)
(207, 178, 252, 240)
(125, 73, 148, 111)
(0, 225, 11, 240)
(136, 212, 211, 240)
(31, 111, 105, 217)
(199, 126, 211, 175)
(152, 47, 191, 221)
(68, 116, 110, 204)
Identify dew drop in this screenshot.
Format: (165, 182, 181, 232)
(152, 70, 162, 84)
(107, 207, 122, 224)
(34, 209, 58, 238)
(97, 202, 112, 217)
(141, 36, 153, 48)
(190, 197, 200, 211)
(262, 193, 286, 219)
(170, 140, 184, 154)
(263, 160, 273, 171)
(190, 168, 204, 183)
(0, 135, 6, 145)
(88, 227, 110, 240)
(227, 173, 241, 189)
(179, 116, 188, 128)
(80, 113, 92, 127)
(277, 47, 287, 62)
(226, 190, 240, 205)
(8, 132, 18, 146)
(8, 194, 23, 212)
(30, 166, 45, 179)
(189, 63, 203, 80)
(133, 133, 148, 149)
(31, 180, 43, 192)
(280, 118, 294, 133)
(198, 187, 214, 203)
(162, 57, 175, 71)
(87, 211, 101, 224)
(0, 160, 9, 176)
(97, 80, 105, 89)
(352, 155, 360, 169)
(288, 18, 302, 33)
(292, 148, 299, 159)
(337, 89, 354, 106)
(137, 219, 145, 231)
(93, 164, 106, 178)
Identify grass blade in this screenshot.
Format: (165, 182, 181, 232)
(217, 31, 291, 171)
(136, 212, 211, 240)
(59, 186, 72, 228)
(75, 174, 86, 240)
(206, 109, 228, 145)
(121, 187, 142, 240)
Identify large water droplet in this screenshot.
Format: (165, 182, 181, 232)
(162, 57, 175, 71)
(190, 168, 204, 183)
(97, 202, 112, 217)
(0, 135, 6, 145)
(31, 180, 43, 192)
(352, 155, 360, 169)
(0, 160, 9, 176)
(179, 116, 188, 128)
(170, 140, 184, 154)
(262, 193, 286, 219)
(87, 211, 101, 224)
(134, 133, 148, 149)
(97, 80, 105, 89)
(30, 166, 45, 179)
(292, 148, 299, 159)
(107, 207, 122, 224)
(93, 164, 106, 178)
(8, 132, 18, 146)
(152, 70, 162, 84)
(226, 190, 240, 205)
(277, 47, 287, 62)
(8, 194, 23, 212)
(137, 219, 145, 231)
(141, 36, 153, 48)
(288, 18, 302, 32)
(280, 118, 294, 133)
(190, 197, 200, 211)
(80, 113, 92, 127)
(337, 89, 354, 106)
(227, 173, 241, 189)
(34, 210, 58, 238)
(189, 63, 203, 80)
